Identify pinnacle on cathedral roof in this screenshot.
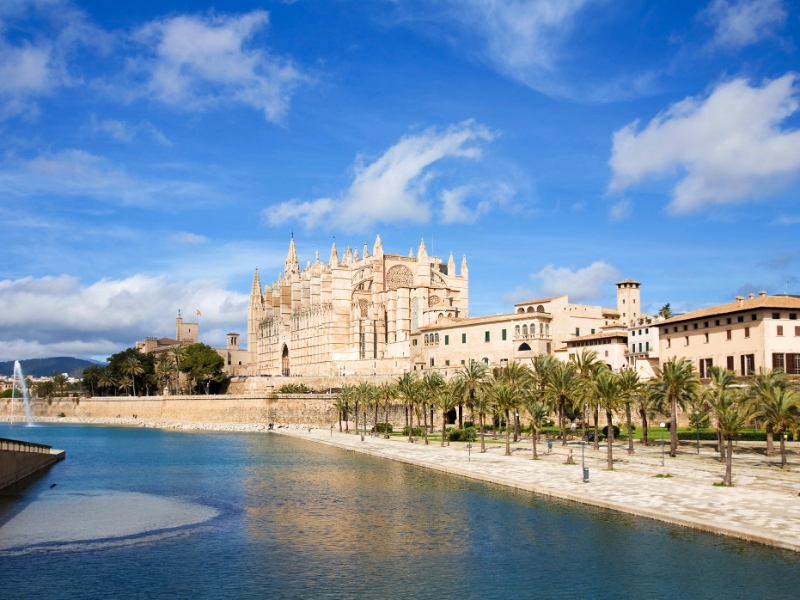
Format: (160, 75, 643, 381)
(417, 238, 427, 260)
(461, 254, 468, 274)
(353, 247, 359, 261)
(448, 252, 456, 273)
(363, 243, 369, 259)
(250, 268, 263, 299)
(373, 234, 383, 257)
(409, 247, 414, 258)
(285, 238, 299, 273)
(329, 242, 339, 268)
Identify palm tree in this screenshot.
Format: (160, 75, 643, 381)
(396, 373, 419, 443)
(378, 383, 395, 438)
(97, 371, 116, 397)
(489, 381, 521, 456)
(495, 361, 532, 441)
(356, 382, 374, 436)
(619, 369, 643, 454)
(649, 358, 699, 457)
(524, 393, 549, 459)
(572, 349, 600, 440)
(637, 391, 662, 446)
(155, 356, 176, 394)
(168, 346, 187, 393)
(705, 366, 737, 462)
(594, 368, 621, 470)
(340, 385, 355, 432)
(122, 356, 145, 397)
(118, 375, 132, 396)
(658, 303, 673, 319)
(748, 368, 790, 456)
(471, 391, 493, 452)
(753, 388, 799, 469)
(333, 395, 349, 432)
(543, 361, 581, 446)
(51, 371, 68, 397)
(715, 392, 753, 485)
(434, 386, 459, 447)
(453, 361, 489, 429)
(422, 372, 445, 444)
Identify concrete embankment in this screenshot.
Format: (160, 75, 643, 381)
(273, 428, 800, 554)
(0, 438, 65, 491)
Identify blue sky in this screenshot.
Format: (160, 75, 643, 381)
(1, 0, 799, 361)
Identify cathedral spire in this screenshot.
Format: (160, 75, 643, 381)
(409, 247, 414, 258)
(250, 268, 263, 301)
(417, 238, 428, 262)
(363, 243, 369, 259)
(329, 242, 339, 268)
(461, 254, 468, 276)
(285, 238, 299, 274)
(447, 252, 455, 275)
(345, 245, 353, 264)
(373, 234, 383, 257)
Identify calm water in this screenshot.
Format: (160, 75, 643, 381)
(1, 424, 799, 599)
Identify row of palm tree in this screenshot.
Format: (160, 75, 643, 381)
(328, 354, 800, 482)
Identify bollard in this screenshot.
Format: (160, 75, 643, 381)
(583, 468, 589, 483)
(547, 440, 553, 453)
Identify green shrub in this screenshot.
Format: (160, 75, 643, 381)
(464, 421, 474, 429)
(57, 412, 66, 418)
(676, 429, 770, 442)
(448, 427, 477, 441)
(401, 426, 424, 436)
(279, 383, 310, 394)
(0, 388, 22, 398)
(601, 425, 621, 438)
(374, 422, 393, 433)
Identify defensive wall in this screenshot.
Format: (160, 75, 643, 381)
(0, 438, 66, 491)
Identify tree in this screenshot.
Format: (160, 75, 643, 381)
(488, 381, 521, 456)
(747, 368, 790, 456)
(168, 346, 187, 393)
(339, 385, 355, 432)
(50, 371, 68, 397)
(434, 386, 459, 447)
(377, 383, 395, 438)
(543, 361, 582, 446)
(619, 369, 643, 454)
(715, 393, 753, 485)
(453, 361, 489, 429)
(179, 344, 225, 395)
(82, 365, 103, 396)
(107, 348, 156, 395)
(332, 395, 349, 432)
(97, 370, 116, 396)
(594, 368, 621, 470)
(396, 373, 419, 443)
(524, 393, 549, 460)
(494, 361, 532, 441)
(155, 356, 176, 394)
(705, 366, 737, 462)
(753, 388, 799, 469)
(122, 357, 145, 397)
(571, 349, 600, 442)
(421, 372, 444, 444)
(649, 358, 699, 457)
(658, 304, 673, 319)
(471, 391, 493, 452)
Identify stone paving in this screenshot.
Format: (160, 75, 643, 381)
(275, 428, 800, 553)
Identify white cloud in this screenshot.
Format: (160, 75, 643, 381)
(699, 0, 786, 49)
(171, 232, 208, 245)
(133, 11, 306, 122)
(87, 114, 172, 146)
(0, 274, 248, 361)
(440, 182, 513, 224)
(500, 286, 538, 305)
(608, 198, 631, 222)
(267, 120, 494, 229)
(608, 74, 800, 214)
(0, 149, 215, 205)
(531, 261, 619, 301)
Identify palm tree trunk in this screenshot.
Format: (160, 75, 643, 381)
(345, 409, 349, 433)
(718, 429, 726, 462)
(669, 396, 678, 457)
(441, 410, 447, 447)
(374, 404, 379, 436)
(514, 412, 520, 443)
(479, 413, 486, 452)
(131, 376, 136, 397)
(505, 409, 511, 456)
(338, 411, 342, 432)
(532, 426, 538, 459)
(459, 401, 464, 428)
(593, 406, 600, 451)
(641, 410, 649, 446)
(724, 438, 733, 485)
(384, 402, 390, 438)
(626, 403, 634, 454)
(560, 398, 567, 446)
(492, 413, 497, 440)
(780, 428, 787, 469)
(606, 409, 614, 470)
(423, 404, 429, 445)
(408, 404, 414, 443)
(766, 423, 775, 456)
(405, 405, 409, 429)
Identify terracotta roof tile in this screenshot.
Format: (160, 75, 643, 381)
(659, 295, 800, 325)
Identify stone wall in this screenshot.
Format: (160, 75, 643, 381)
(3, 394, 415, 428)
(226, 375, 398, 394)
(0, 440, 65, 490)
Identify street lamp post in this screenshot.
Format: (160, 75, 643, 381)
(695, 410, 700, 454)
(660, 421, 666, 467)
(467, 430, 472, 463)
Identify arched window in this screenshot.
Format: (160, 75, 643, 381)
(522, 324, 528, 336)
(517, 308, 525, 314)
(539, 323, 543, 335)
(515, 325, 520, 335)
(527, 306, 534, 313)
(424, 334, 429, 344)
(518, 343, 531, 351)
(434, 333, 439, 343)
(545, 324, 550, 334)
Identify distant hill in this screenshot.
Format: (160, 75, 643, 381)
(0, 357, 106, 378)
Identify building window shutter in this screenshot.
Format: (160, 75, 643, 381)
(727, 356, 734, 370)
(502, 329, 507, 341)
(777, 325, 784, 336)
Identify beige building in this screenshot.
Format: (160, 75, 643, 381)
(248, 237, 468, 377)
(136, 312, 248, 376)
(658, 292, 800, 377)
(413, 280, 657, 376)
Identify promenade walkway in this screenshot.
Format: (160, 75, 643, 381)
(275, 428, 800, 553)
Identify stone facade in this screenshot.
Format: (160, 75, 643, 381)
(247, 237, 468, 377)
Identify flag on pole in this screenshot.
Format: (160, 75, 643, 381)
(196, 310, 202, 316)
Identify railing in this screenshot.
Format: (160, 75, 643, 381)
(0, 437, 53, 454)
(513, 334, 551, 340)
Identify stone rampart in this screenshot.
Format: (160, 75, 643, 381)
(0, 438, 65, 490)
(227, 375, 398, 394)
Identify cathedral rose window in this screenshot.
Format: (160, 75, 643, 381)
(387, 265, 414, 290)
